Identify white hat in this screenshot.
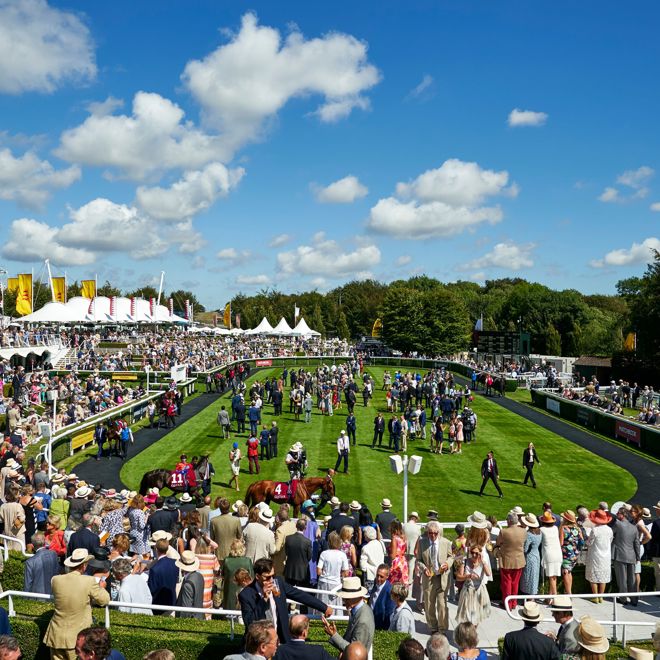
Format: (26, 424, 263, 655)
(51, 474, 66, 484)
(232, 499, 244, 513)
(467, 511, 488, 528)
(5, 459, 19, 469)
(259, 508, 274, 523)
(330, 496, 340, 506)
(175, 550, 200, 572)
(549, 595, 573, 611)
(180, 493, 193, 503)
(149, 530, 173, 545)
(335, 576, 368, 600)
(511, 505, 524, 516)
(409, 511, 419, 519)
(381, 498, 392, 508)
(148, 487, 160, 496)
(340, 430, 346, 435)
(518, 601, 543, 622)
(576, 616, 609, 654)
(75, 486, 92, 498)
(522, 513, 540, 528)
(64, 548, 93, 568)
(349, 500, 361, 511)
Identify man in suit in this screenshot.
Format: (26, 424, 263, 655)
(372, 413, 385, 448)
(479, 450, 503, 498)
(66, 513, 100, 557)
(93, 423, 107, 461)
(375, 499, 396, 540)
(24, 532, 59, 595)
(244, 508, 276, 563)
(147, 538, 179, 614)
(211, 498, 243, 564)
(611, 506, 641, 605)
(416, 521, 453, 634)
(368, 565, 395, 630)
(648, 501, 660, 590)
(522, 442, 541, 488)
(495, 511, 527, 609)
(327, 502, 358, 539)
(502, 601, 560, 659)
(224, 620, 279, 660)
(334, 431, 350, 473)
(274, 615, 333, 660)
(175, 550, 204, 619)
(549, 596, 580, 656)
(284, 519, 312, 588)
(240, 558, 332, 644)
(272, 505, 297, 575)
(391, 417, 402, 452)
(322, 576, 375, 655)
(44, 548, 110, 660)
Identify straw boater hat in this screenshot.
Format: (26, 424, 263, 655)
(576, 616, 609, 654)
(175, 550, 200, 572)
(349, 500, 361, 511)
(104, 489, 117, 498)
(381, 498, 392, 509)
(427, 509, 438, 520)
(511, 506, 524, 516)
(75, 485, 92, 498)
(467, 511, 488, 529)
(329, 496, 340, 506)
(149, 530, 173, 545)
(518, 601, 543, 622)
(259, 508, 274, 523)
(51, 474, 66, 484)
(231, 500, 244, 513)
(589, 509, 613, 525)
(522, 513, 539, 528)
(335, 576, 368, 600)
(180, 493, 193, 503)
(549, 595, 573, 611)
(64, 548, 93, 568)
(641, 507, 652, 520)
(561, 510, 577, 524)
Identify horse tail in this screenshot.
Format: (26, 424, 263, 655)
(245, 482, 255, 508)
(138, 472, 151, 496)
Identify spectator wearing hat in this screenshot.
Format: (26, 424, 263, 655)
(501, 601, 560, 660)
(175, 550, 204, 619)
(539, 511, 562, 596)
(559, 510, 584, 595)
(648, 501, 660, 591)
(322, 575, 374, 654)
(112, 557, 153, 615)
(611, 505, 640, 606)
(44, 548, 110, 660)
(147, 537, 179, 614)
(69, 485, 94, 524)
(375, 499, 396, 541)
(548, 595, 580, 657)
(520, 513, 542, 597)
(178, 492, 196, 515)
(244, 507, 276, 563)
(67, 513, 100, 557)
(241, 558, 332, 645)
(585, 508, 614, 602)
(334, 431, 350, 474)
(24, 531, 59, 595)
(495, 511, 527, 609)
(574, 616, 609, 658)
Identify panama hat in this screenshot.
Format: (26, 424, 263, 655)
(628, 648, 653, 660)
(67, 473, 78, 481)
(522, 513, 540, 528)
(180, 493, 193, 503)
(427, 509, 438, 520)
(549, 595, 573, 611)
(335, 576, 368, 600)
(175, 550, 200, 572)
(410, 511, 419, 519)
(641, 507, 652, 520)
(576, 616, 609, 654)
(467, 511, 488, 528)
(64, 548, 93, 568)
(381, 498, 392, 508)
(329, 496, 340, 506)
(561, 510, 577, 524)
(518, 601, 543, 622)
(51, 474, 66, 484)
(149, 530, 173, 545)
(231, 499, 244, 513)
(259, 508, 274, 523)
(589, 509, 612, 525)
(511, 505, 524, 516)
(75, 485, 92, 498)
(653, 501, 660, 511)
(349, 500, 361, 511)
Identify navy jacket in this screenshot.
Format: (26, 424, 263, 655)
(147, 556, 179, 608)
(370, 580, 395, 630)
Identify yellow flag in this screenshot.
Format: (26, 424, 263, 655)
(51, 276, 66, 303)
(81, 279, 97, 299)
(7, 277, 18, 294)
(623, 332, 636, 352)
(372, 318, 383, 337)
(223, 302, 231, 328)
(16, 273, 32, 316)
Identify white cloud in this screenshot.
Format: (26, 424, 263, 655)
(277, 239, 380, 277)
(0, 0, 96, 94)
(136, 162, 244, 221)
(406, 74, 434, 100)
(590, 237, 660, 268)
(310, 277, 327, 288)
(1, 217, 94, 266)
(86, 96, 124, 117)
(598, 187, 621, 203)
(463, 242, 535, 270)
(56, 92, 228, 181)
(470, 272, 486, 282)
(313, 175, 368, 204)
(217, 247, 251, 263)
(507, 108, 548, 127)
(182, 13, 380, 156)
(617, 166, 653, 189)
(395, 159, 517, 207)
(599, 166, 654, 204)
(650, 202, 660, 212)
(396, 255, 412, 266)
(0, 148, 80, 209)
(269, 233, 291, 248)
(236, 274, 270, 286)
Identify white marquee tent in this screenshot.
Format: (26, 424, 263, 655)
(292, 317, 321, 337)
(246, 317, 275, 335)
(271, 317, 294, 335)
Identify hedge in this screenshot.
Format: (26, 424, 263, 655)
(498, 637, 656, 659)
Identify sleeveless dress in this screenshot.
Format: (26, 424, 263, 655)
(455, 559, 491, 625)
(340, 540, 355, 577)
(388, 535, 409, 584)
(540, 525, 562, 577)
(561, 525, 582, 572)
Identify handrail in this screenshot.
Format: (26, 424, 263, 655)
(504, 591, 660, 647)
(0, 535, 32, 561)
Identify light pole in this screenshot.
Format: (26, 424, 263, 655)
(389, 454, 423, 521)
(145, 364, 151, 393)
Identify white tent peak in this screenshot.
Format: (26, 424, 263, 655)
(272, 317, 294, 335)
(247, 317, 274, 335)
(292, 317, 320, 336)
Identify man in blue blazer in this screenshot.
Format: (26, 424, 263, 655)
(368, 565, 395, 630)
(274, 614, 333, 660)
(147, 537, 179, 614)
(24, 532, 59, 595)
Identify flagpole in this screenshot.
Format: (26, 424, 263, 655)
(31, 267, 34, 314)
(45, 259, 55, 302)
(64, 271, 67, 303)
(156, 270, 165, 307)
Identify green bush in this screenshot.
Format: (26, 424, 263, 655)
(498, 636, 656, 659)
(3, 552, 28, 591)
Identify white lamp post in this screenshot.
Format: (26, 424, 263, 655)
(389, 454, 423, 521)
(145, 364, 151, 393)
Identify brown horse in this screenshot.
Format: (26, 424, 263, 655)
(245, 473, 335, 516)
(139, 456, 209, 497)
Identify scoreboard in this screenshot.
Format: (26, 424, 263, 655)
(476, 331, 530, 355)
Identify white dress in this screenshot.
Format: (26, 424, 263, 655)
(317, 548, 349, 605)
(585, 524, 614, 584)
(540, 525, 562, 577)
(230, 449, 241, 476)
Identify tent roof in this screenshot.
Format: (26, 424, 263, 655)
(19, 302, 77, 323)
(272, 317, 294, 335)
(292, 317, 320, 336)
(247, 317, 274, 334)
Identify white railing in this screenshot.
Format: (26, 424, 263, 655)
(0, 534, 32, 561)
(504, 591, 660, 647)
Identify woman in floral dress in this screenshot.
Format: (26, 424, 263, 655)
(559, 510, 584, 595)
(520, 513, 542, 596)
(388, 520, 409, 585)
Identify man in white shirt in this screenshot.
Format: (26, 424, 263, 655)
(334, 430, 350, 474)
(112, 558, 153, 615)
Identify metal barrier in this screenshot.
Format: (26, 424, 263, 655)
(0, 534, 31, 561)
(504, 591, 660, 646)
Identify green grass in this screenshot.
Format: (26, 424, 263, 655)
(120, 366, 636, 521)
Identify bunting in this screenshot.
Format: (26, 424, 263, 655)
(130, 297, 136, 318)
(623, 332, 637, 352)
(168, 298, 173, 318)
(185, 299, 190, 320)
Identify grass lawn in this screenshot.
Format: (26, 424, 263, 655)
(120, 366, 636, 521)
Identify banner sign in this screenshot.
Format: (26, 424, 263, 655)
(546, 398, 561, 414)
(171, 364, 187, 382)
(576, 408, 592, 426)
(112, 373, 138, 381)
(615, 419, 641, 446)
(132, 403, 147, 422)
(256, 359, 273, 367)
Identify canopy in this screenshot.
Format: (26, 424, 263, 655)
(246, 317, 274, 335)
(292, 317, 321, 336)
(271, 317, 294, 335)
(19, 302, 78, 323)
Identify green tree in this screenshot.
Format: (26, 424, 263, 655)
(67, 280, 82, 299)
(310, 304, 326, 337)
(126, 285, 159, 300)
(545, 324, 562, 356)
(98, 281, 122, 297)
(168, 290, 206, 313)
(381, 285, 424, 353)
(336, 309, 350, 340)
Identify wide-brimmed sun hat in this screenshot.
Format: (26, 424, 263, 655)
(467, 511, 488, 528)
(88, 548, 111, 572)
(549, 595, 573, 611)
(589, 509, 613, 525)
(511, 505, 524, 516)
(149, 530, 173, 545)
(335, 576, 368, 600)
(329, 496, 340, 506)
(180, 493, 193, 503)
(64, 548, 93, 568)
(522, 513, 539, 528)
(561, 510, 577, 524)
(259, 508, 274, 523)
(518, 601, 543, 622)
(577, 616, 609, 654)
(175, 550, 200, 573)
(641, 507, 652, 520)
(232, 499, 244, 513)
(75, 486, 92, 498)
(539, 511, 556, 524)
(349, 500, 361, 511)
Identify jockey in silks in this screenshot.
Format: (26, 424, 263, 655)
(173, 453, 193, 490)
(284, 442, 307, 500)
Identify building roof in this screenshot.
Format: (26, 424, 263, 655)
(574, 356, 612, 367)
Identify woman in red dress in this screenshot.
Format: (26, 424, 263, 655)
(388, 520, 409, 585)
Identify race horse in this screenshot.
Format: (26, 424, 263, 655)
(139, 455, 210, 496)
(245, 472, 335, 516)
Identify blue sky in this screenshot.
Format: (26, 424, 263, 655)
(1, 0, 659, 309)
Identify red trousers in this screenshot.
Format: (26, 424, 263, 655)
(500, 567, 523, 609)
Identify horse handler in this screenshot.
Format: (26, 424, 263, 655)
(247, 434, 260, 475)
